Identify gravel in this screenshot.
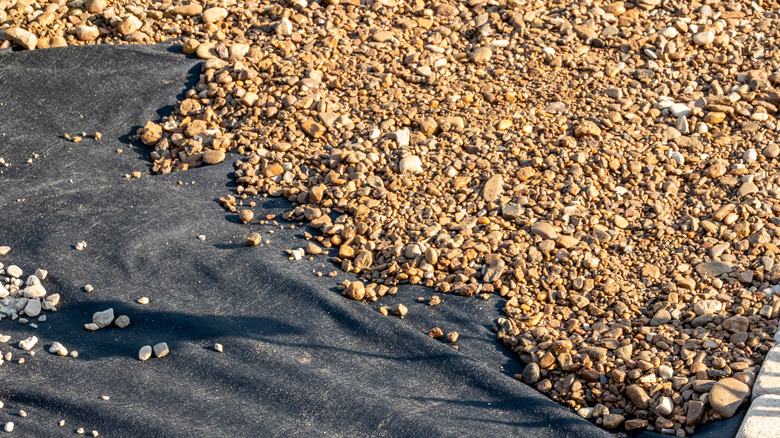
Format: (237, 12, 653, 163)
(5, 0, 780, 434)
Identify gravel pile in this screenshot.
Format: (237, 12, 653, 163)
(5, 0, 780, 435)
(1, 261, 59, 324)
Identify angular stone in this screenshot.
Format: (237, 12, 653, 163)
(626, 385, 651, 409)
(711, 378, 750, 418)
(49, 342, 68, 356)
(23, 299, 41, 318)
(501, 203, 524, 220)
(696, 261, 733, 278)
(693, 299, 722, 316)
(118, 15, 142, 36)
(399, 155, 423, 174)
(483, 254, 505, 283)
(301, 118, 326, 138)
(5, 27, 37, 50)
(18, 336, 38, 350)
(372, 30, 395, 42)
(482, 175, 503, 203)
(723, 315, 750, 333)
(686, 400, 706, 427)
(93, 308, 115, 329)
(153, 342, 170, 358)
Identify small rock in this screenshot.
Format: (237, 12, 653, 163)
(656, 396, 673, 415)
(693, 31, 715, 46)
(214, 343, 223, 352)
(5, 28, 37, 50)
(276, 18, 293, 36)
(624, 419, 648, 430)
(392, 304, 408, 317)
(23, 299, 41, 318)
(696, 261, 732, 278)
(763, 143, 780, 158)
(6, 265, 22, 278)
(84, 0, 106, 13)
(203, 149, 225, 165)
(153, 342, 169, 358)
(18, 336, 38, 350)
(399, 156, 423, 174)
(710, 378, 750, 418)
(138, 345, 152, 361)
(482, 175, 503, 203)
(76, 25, 99, 42)
(23, 284, 46, 298)
(92, 309, 114, 329)
(531, 222, 557, 240)
(602, 414, 624, 429)
(650, 309, 672, 326)
(574, 120, 601, 137)
(49, 342, 68, 356)
(114, 315, 130, 328)
(522, 363, 540, 384)
(626, 384, 651, 409)
(202, 7, 228, 23)
(172, 4, 203, 16)
(469, 47, 492, 63)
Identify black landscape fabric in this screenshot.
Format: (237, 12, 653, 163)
(0, 43, 744, 438)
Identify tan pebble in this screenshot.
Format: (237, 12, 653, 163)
(239, 210, 254, 224)
(246, 233, 261, 246)
(392, 304, 408, 317)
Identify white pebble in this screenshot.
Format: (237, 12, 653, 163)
(4, 422, 12, 433)
(214, 343, 223, 352)
(137, 297, 149, 305)
(18, 410, 25, 418)
(84, 285, 93, 293)
(48, 342, 68, 356)
(399, 155, 423, 174)
(18, 336, 37, 350)
(138, 345, 152, 361)
(75, 241, 87, 251)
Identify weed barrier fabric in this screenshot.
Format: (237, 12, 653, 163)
(0, 43, 743, 437)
